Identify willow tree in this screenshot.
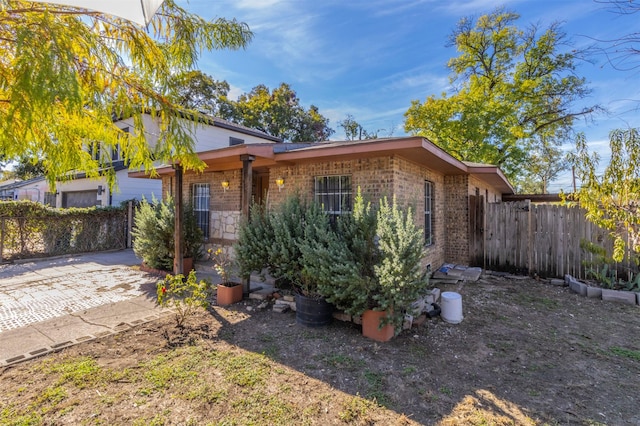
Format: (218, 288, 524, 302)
(572, 130, 640, 262)
(404, 8, 598, 182)
(0, 0, 252, 187)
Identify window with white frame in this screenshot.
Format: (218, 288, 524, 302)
(192, 183, 210, 240)
(425, 180, 434, 246)
(314, 175, 352, 220)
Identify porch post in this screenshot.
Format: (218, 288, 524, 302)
(173, 164, 184, 275)
(240, 154, 255, 296)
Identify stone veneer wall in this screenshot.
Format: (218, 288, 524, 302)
(162, 170, 243, 244)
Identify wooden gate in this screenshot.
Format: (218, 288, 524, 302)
(469, 194, 485, 266)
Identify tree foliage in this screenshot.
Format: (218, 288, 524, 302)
(227, 83, 334, 142)
(0, 0, 252, 187)
(572, 129, 640, 262)
(404, 8, 597, 181)
(338, 114, 379, 140)
(516, 136, 569, 194)
(169, 70, 233, 117)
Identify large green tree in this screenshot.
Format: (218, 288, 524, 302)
(404, 8, 598, 182)
(572, 129, 640, 262)
(0, 0, 252, 187)
(228, 83, 334, 142)
(169, 70, 234, 117)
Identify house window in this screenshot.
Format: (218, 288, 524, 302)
(111, 143, 121, 161)
(192, 183, 210, 240)
(89, 142, 101, 161)
(425, 180, 434, 246)
(229, 137, 244, 146)
(314, 175, 352, 220)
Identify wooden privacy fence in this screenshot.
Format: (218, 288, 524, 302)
(484, 201, 636, 279)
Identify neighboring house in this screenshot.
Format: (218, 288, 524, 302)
(56, 114, 281, 208)
(0, 177, 52, 205)
(131, 136, 514, 267)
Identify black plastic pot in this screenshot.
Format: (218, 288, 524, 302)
(295, 293, 333, 327)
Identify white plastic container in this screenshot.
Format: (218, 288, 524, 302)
(441, 291, 463, 324)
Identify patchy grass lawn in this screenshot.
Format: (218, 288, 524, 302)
(1, 274, 639, 425)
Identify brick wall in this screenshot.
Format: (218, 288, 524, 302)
(161, 156, 506, 268)
(444, 174, 470, 264)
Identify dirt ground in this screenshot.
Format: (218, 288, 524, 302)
(1, 273, 639, 425)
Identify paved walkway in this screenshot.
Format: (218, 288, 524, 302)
(0, 250, 273, 367)
(0, 250, 172, 367)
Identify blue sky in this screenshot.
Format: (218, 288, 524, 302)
(180, 0, 640, 192)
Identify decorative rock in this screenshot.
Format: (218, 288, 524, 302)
(283, 295, 295, 302)
(352, 315, 362, 325)
(403, 314, 413, 330)
(586, 286, 602, 299)
(249, 292, 268, 300)
(257, 301, 269, 309)
(430, 288, 441, 302)
(411, 297, 426, 314)
(273, 304, 289, 313)
(413, 314, 428, 327)
(550, 278, 565, 286)
(602, 289, 637, 305)
(332, 311, 351, 322)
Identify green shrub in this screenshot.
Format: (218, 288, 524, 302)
(236, 196, 330, 294)
(132, 195, 203, 271)
(301, 189, 429, 333)
(157, 271, 211, 327)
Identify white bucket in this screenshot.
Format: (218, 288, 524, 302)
(441, 291, 463, 324)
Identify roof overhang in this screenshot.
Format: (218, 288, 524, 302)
(274, 137, 469, 175)
(128, 136, 515, 195)
(128, 144, 278, 178)
(466, 164, 514, 195)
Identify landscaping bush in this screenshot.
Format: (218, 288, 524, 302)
(132, 195, 203, 271)
(0, 200, 126, 260)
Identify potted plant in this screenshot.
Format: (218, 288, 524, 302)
(310, 190, 429, 341)
(364, 196, 429, 341)
(210, 246, 242, 306)
(132, 195, 203, 272)
(236, 196, 333, 326)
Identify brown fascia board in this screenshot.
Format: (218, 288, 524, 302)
(466, 164, 514, 195)
(274, 136, 469, 175)
(129, 144, 278, 178)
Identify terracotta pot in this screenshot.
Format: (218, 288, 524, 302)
(217, 283, 243, 306)
(362, 309, 395, 342)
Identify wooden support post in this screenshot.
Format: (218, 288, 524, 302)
(173, 164, 184, 276)
(127, 200, 133, 248)
(240, 154, 255, 296)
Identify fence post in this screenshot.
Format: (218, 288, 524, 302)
(0, 218, 4, 262)
(127, 200, 133, 248)
(527, 199, 533, 276)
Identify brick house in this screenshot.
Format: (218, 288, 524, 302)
(133, 136, 513, 268)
